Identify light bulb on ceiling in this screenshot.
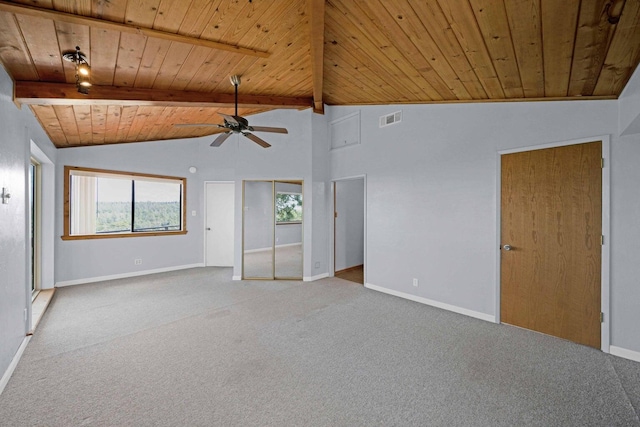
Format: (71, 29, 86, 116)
(77, 63, 90, 77)
(62, 46, 91, 95)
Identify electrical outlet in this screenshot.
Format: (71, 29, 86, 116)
(134, 259, 142, 265)
(315, 262, 320, 268)
(413, 278, 418, 287)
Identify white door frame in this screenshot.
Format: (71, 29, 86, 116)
(203, 181, 235, 267)
(29, 140, 54, 292)
(29, 157, 41, 298)
(330, 175, 367, 285)
(495, 135, 611, 352)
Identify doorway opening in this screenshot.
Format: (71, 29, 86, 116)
(28, 142, 56, 333)
(242, 180, 303, 280)
(333, 177, 365, 285)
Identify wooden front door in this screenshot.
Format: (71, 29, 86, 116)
(500, 142, 602, 348)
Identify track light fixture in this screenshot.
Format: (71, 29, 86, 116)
(62, 46, 91, 94)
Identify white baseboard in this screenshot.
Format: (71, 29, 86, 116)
(0, 336, 31, 396)
(365, 283, 495, 323)
(232, 276, 242, 281)
(610, 345, 640, 363)
(304, 273, 329, 282)
(55, 263, 205, 287)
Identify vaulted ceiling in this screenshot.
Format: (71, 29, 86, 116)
(0, 0, 639, 148)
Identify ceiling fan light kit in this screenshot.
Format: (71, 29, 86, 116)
(62, 46, 91, 94)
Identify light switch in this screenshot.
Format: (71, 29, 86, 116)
(191, 210, 196, 216)
(1, 187, 10, 204)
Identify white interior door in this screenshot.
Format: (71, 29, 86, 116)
(205, 182, 235, 266)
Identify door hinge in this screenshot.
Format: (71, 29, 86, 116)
(334, 211, 338, 218)
(600, 312, 604, 323)
(601, 158, 604, 168)
(601, 235, 604, 245)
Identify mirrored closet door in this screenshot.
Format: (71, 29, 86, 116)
(243, 180, 303, 280)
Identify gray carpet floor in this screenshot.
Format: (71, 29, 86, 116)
(1, 267, 639, 426)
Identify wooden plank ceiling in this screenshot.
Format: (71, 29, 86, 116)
(0, 0, 639, 148)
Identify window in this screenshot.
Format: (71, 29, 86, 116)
(275, 192, 302, 223)
(63, 166, 187, 240)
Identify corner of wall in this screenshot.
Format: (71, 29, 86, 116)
(619, 65, 640, 136)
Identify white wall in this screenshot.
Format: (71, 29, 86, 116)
(335, 178, 364, 271)
(326, 100, 640, 355)
(308, 111, 331, 280)
(614, 66, 640, 355)
(0, 65, 57, 381)
(611, 132, 640, 355)
(55, 108, 318, 283)
(55, 140, 205, 283)
(619, 65, 640, 136)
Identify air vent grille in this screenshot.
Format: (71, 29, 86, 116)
(379, 111, 402, 128)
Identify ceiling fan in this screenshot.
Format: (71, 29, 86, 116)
(175, 75, 288, 148)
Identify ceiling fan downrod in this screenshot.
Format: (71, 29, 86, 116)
(230, 75, 241, 117)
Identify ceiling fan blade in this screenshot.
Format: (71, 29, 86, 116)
(250, 126, 289, 134)
(211, 132, 232, 147)
(243, 132, 271, 148)
(219, 113, 239, 125)
(174, 123, 224, 128)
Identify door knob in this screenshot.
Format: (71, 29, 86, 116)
(206, 227, 211, 231)
(502, 244, 512, 251)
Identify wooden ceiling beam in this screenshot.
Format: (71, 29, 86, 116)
(309, 0, 325, 114)
(0, 0, 270, 59)
(14, 82, 313, 109)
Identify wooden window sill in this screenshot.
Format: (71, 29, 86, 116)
(61, 230, 188, 240)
